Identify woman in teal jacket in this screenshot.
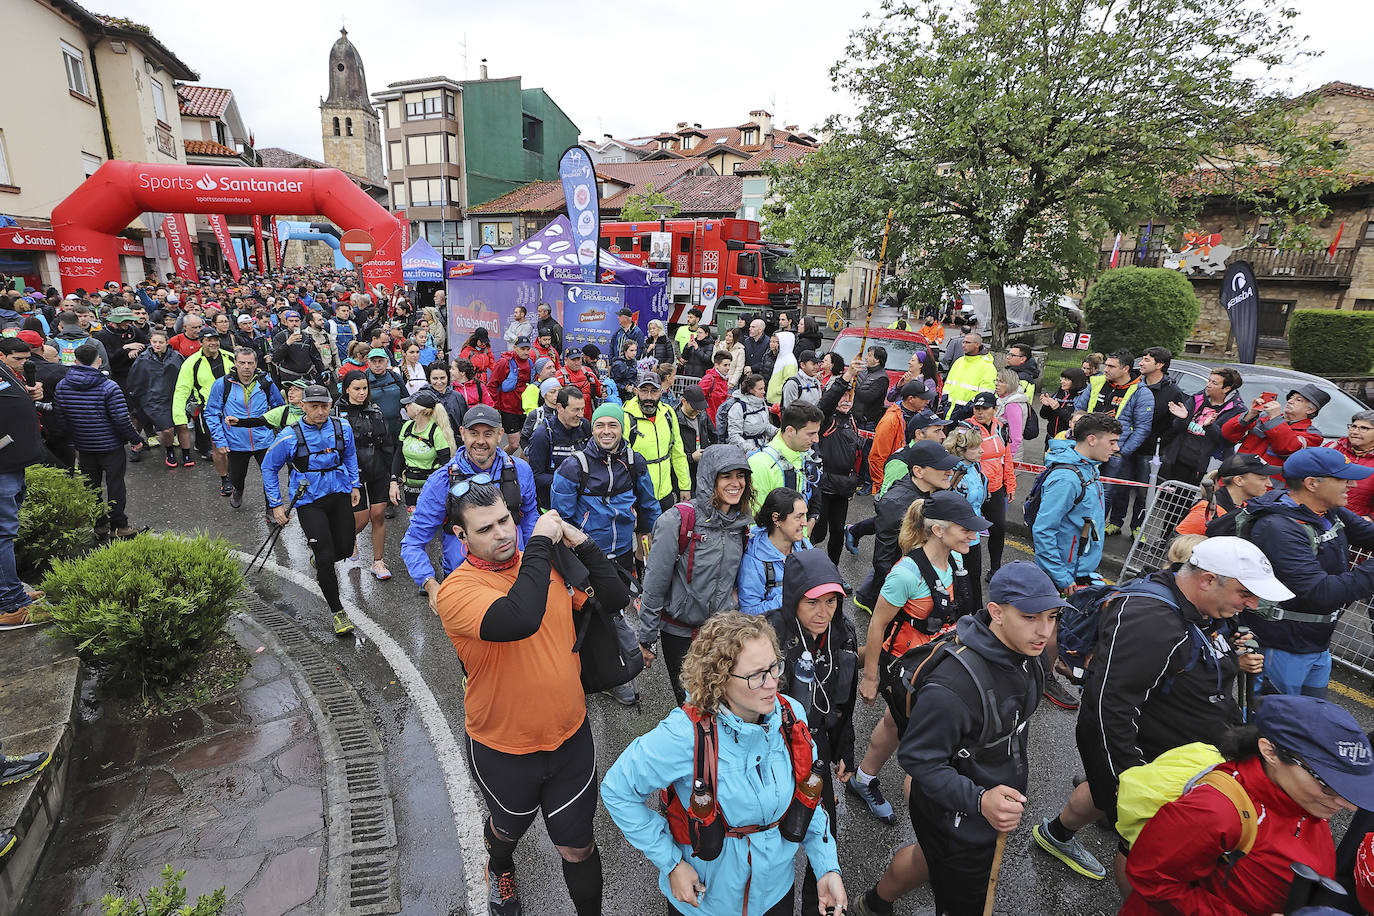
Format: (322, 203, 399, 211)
(736, 487, 811, 616)
(602, 612, 847, 915)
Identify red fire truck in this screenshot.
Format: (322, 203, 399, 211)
(599, 218, 801, 328)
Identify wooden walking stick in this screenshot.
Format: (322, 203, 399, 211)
(856, 207, 894, 356)
(983, 830, 1009, 916)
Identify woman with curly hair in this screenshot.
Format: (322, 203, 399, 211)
(602, 611, 848, 915)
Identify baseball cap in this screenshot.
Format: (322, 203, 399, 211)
(1284, 446, 1374, 482)
(636, 371, 662, 390)
(900, 380, 933, 401)
(287, 378, 310, 390)
(1189, 536, 1294, 602)
(461, 403, 501, 429)
(970, 391, 997, 410)
(617, 307, 633, 318)
(366, 348, 390, 360)
(199, 330, 222, 341)
(237, 313, 253, 325)
(302, 385, 332, 404)
(1287, 384, 1331, 413)
(1219, 453, 1281, 479)
(514, 335, 532, 347)
(16, 330, 43, 348)
(282, 310, 300, 320)
(804, 581, 846, 600)
(906, 439, 960, 471)
(797, 349, 818, 364)
(401, 389, 440, 409)
(907, 411, 951, 434)
(1256, 695, 1374, 808)
(989, 561, 1071, 615)
(921, 490, 990, 533)
(564, 347, 584, 361)
(682, 384, 708, 410)
(106, 306, 134, 323)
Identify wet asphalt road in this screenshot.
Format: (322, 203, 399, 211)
(122, 453, 1374, 915)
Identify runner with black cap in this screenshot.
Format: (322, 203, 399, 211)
(855, 561, 1066, 916)
(260, 384, 361, 636)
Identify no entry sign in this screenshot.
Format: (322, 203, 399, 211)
(340, 228, 376, 266)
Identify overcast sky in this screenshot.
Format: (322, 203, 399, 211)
(113, 0, 1374, 162)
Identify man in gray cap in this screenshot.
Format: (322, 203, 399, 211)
(1221, 382, 1326, 466)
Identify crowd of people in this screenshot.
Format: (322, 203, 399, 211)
(5, 271, 1374, 916)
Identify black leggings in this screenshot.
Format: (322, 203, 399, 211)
(811, 491, 851, 566)
(295, 491, 355, 613)
(982, 488, 1007, 571)
(227, 449, 268, 506)
(961, 542, 984, 613)
(661, 632, 693, 707)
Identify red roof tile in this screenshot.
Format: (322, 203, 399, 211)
(177, 85, 232, 118)
(733, 141, 813, 173)
(468, 181, 568, 214)
(1316, 81, 1374, 101)
(183, 139, 239, 157)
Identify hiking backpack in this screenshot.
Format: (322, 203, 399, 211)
(1115, 742, 1257, 859)
(1022, 462, 1091, 529)
(289, 419, 346, 473)
(1225, 507, 1343, 624)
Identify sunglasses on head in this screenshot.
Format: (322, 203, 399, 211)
(449, 472, 494, 501)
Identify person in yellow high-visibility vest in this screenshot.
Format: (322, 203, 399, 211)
(942, 332, 997, 417)
(1072, 349, 1155, 537)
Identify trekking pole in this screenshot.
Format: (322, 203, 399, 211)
(246, 481, 308, 575)
(983, 831, 1009, 916)
(856, 208, 894, 355)
(1235, 626, 1257, 722)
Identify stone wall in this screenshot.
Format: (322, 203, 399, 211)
(1302, 89, 1374, 174)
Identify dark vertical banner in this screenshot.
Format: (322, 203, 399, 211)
(558, 145, 600, 284)
(1221, 259, 1259, 364)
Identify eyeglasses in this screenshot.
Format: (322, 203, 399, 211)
(1349, 424, 1374, 432)
(1290, 753, 1340, 798)
(731, 659, 784, 690)
(448, 472, 493, 501)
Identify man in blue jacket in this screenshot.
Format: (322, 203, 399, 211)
(1244, 447, 1374, 697)
(528, 387, 592, 509)
(403, 404, 538, 613)
(1073, 349, 1153, 537)
(52, 344, 147, 539)
(205, 347, 285, 511)
(261, 385, 360, 636)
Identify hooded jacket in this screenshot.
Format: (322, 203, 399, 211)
(1241, 489, 1374, 654)
(898, 614, 1042, 846)
(550, 435, 660, 558)
(996, 387, 1030, 459)
(1030, 437, 1106, 590)
(1221, 408, 1323, 466)
(720, 391, 772, 453)
(52, 364, 143, 452)
(1080, 571, 1242, 789)
(489, 350, 535, 415)
(625, 398, 691, 500)
(639, 445, 753, 641)
(601, 695, 839, 916)
(124, 347, 183, 427)
(816, 380, 862, 494)
(765, 331, 798, 405)
(527, 414, 592, 509)
(1075, 370, 1155, 458)
(737, 526, 809, 616)
(204, 372, 285, 452)
(766, 550, 859, 771)
(697, 366, 731, 420)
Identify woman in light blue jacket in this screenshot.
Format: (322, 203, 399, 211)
(946, 425, 989, 609)
(602, 612, 847, 915)
(737, 487, 811, 616)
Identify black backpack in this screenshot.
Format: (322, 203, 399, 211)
(289, 419, 346, 473)
(1023, 463, 1091, 529)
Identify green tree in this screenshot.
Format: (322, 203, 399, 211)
(1081, 267, 1200, 355)
(618, 184, 680, 222)
(765, 0, 1345, 349)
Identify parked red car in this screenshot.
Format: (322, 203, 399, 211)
(830, 327, 943, 389)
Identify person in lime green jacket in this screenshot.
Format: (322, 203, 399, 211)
(765, 331, 798, 405)
(942, 332, 997, 417)
(522, 357, 557, 412)
(171, 330, 233, 480)
(624, 371, 692, 510)
(748, 401, 824, 520)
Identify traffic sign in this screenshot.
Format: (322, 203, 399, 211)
(339, 228, 376, 266)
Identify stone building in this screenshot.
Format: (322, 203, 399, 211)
(1095, 81, 1374, 364)
(320, 28, 383, 187)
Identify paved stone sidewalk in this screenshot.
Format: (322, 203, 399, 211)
(27, 618, 327, 916)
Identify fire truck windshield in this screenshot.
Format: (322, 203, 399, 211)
(762, 254, 799, 283)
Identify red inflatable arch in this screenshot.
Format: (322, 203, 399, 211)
(51, 161, 401, 291)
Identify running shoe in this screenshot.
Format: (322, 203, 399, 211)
(602, 683, 638, 706)
(333, 612, 355, 636)
(164, 449, 178, 468)
(220, 479, 233, 497)
(851, 595, 873, 615)
(0, 751, 51, 787)
(129, 447, 142, 463)
(486, 862, 522, 915)
(229, 488, 243, 509)
(1032, 818, 1106, 880)
(844, 776, 896, 825)
(0, 831, 13, 859)
(181, 450, 196, 467)
(115, 526, 150, 540)
(371, 562, 392, 581)
(1104, 523, 1121, 537)
(1042, 672, 1081, 710)
(844, 525, 860, 556)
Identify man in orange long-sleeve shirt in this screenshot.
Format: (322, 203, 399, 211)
(869, 381, 934, 492)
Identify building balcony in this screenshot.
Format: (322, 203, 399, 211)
(1100, 246, 1358, 283)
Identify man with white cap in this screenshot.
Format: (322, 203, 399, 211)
(1034, 536, 1291, 885)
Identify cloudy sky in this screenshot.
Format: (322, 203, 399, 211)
(114, 0, 1374, 161)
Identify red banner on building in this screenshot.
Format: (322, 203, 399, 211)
(3, 227, 143, 257)
(161, 214, 199, 282)
(252, 214, 266, 274)
(395, 211, 409, 253)
(206, 214, 241, 281)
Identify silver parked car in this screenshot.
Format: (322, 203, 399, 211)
(1166, 359, 1367, 442)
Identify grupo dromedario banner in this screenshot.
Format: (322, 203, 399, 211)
(50, 161, 402, 293)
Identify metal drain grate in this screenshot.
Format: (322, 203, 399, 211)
(237, 592, 399, 914)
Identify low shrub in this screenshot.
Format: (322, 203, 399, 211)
(17, 465, 104, 576)
(1288, 310, 1374, 375)
(42, 533, 244, 697)
(101, 865, 226, 916)
(1083, 267, 1200, 356)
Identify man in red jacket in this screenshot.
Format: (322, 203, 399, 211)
(489, 335, 535, 452)
(697, 350, 733, 421)
(1221, 383, 1325, 466)
(557, 348, 605, 420)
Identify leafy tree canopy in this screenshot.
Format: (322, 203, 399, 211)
(618, 184, 680, 223)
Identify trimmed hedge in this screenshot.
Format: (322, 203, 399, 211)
(1288, 310, 1374, 375)
(17, 465, 104, 576)
(1083, 267, 1200, 356)
(42, 533, 244, 696)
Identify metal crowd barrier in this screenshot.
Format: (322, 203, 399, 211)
(1120, 479, 1374, 679)
(671, 375, 701, 398)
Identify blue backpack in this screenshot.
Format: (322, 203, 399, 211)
(1022, 462, 1090, 529)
